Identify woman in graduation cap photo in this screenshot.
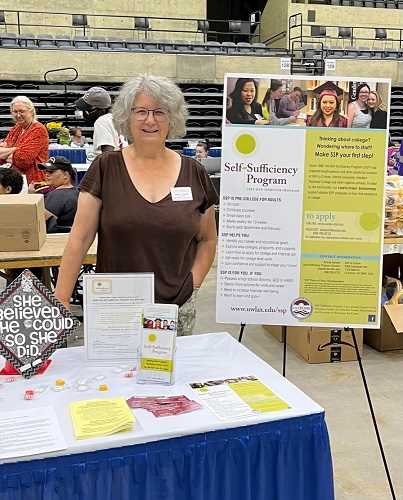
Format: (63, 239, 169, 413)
(306, 82, 347, 128)
(226, 78, 269, 125)
(347, 83, 371, 129)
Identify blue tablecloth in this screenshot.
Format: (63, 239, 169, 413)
(49, 149, 86, 164)
(0, 413, 334, 500)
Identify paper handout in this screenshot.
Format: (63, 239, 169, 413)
(70, 397, 135, 440)
(0, 406, 67, 459)
(190, 375, 290, 421)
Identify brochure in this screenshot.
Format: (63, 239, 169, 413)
(190, 375, 290, 421)
(127, 395, 202, 417)
(137, 304, 178, 385)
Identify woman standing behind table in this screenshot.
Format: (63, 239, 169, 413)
(306, 82, 347, 128)
(261, 80, 297, 125)
(0, 96, 48, 184)
(367, 90, 388, 130)
(70, 127, 86, 147)
(55, 75, 218, 336)
(226, 78, 268, 125)
(347, 83, 371, 128)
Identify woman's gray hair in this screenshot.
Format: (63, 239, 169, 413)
(112, 75, 187, 141)
(10, 95, 37, 120)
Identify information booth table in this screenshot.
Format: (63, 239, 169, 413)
(0, 333, 334, 500)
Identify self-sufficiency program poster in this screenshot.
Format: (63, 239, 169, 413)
(216, 74, 390, 328)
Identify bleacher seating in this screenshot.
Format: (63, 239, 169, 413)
(0, 33, 289, 57)
(0, 81, 224, 150)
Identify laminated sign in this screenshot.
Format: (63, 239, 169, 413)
(0, 270, 79, 378)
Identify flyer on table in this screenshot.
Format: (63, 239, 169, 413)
(217, 74, 390, 328)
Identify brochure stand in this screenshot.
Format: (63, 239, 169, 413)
(238, 324, 396, 499)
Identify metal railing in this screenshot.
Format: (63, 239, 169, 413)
(0, 9, 261, 43)
(288, 13, 403, 49)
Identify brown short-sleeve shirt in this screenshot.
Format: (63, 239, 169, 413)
(80, 150, 219, 306)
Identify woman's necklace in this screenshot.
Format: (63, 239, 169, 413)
(19, 120, 34, 136)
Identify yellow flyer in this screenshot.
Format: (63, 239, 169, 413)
(190, 376, 290, 421)
(70, 397, 135, 440)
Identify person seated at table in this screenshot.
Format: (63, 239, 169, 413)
(306, 82, 347, 128)
(195, 142, 208, 161)
(367, 90, 387, 130)
(70, 127, 86, 148)
(37, 156, 78, 233)
(226, 78, 269, 125)
(0, 167, 23, 194)
(261, 80, 297, 125)
(55, 75, 218, 336)
(0, 96, 48, 184)
(277, 87, 304, 118)
(75, 87, 127, 154)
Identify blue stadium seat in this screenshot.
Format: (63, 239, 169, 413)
(74, 36, 95, 50)
(107, 37, 129, 51)
(0, 32, 18, 47)
(19, 33, 36, 48)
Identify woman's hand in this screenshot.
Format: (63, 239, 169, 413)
(0, 147, 14, 160)
(28, 182, 36, 194)
(288, 116, 297, 123)
(255, 119, 269, 125)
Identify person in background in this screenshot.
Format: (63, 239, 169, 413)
(55, 75, 218, 336)
(69, 127, 86, 147)
(277, 87, 304, 119)
(367, 90, 388, 130)
(0, 96, 48, 184)
(37, 156, 78, 233)
(75, 87, 127, 154)
(226, 78, 268, 125)
(347, 83, 371, 128)
(307, 82, 347, 128)
(261, 80, 297, 125)
(0, 167, 23, 194)
(195, 142, 208, 161)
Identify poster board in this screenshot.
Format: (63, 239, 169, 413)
(216, 74, 390, 329)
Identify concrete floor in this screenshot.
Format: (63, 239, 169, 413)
(3, 261, 402, 500)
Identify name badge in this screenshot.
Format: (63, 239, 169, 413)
(170, 187, 193, 201)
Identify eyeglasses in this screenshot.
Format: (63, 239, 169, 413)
(11, 109, 29, 115)
(131, 107, 168, 122)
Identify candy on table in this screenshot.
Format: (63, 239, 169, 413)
(98, 384, 109, 392)
(53, 379, 66, 391)
(24, 389, 35, 400)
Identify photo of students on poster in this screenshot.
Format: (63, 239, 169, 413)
(225, 77, 389, 130)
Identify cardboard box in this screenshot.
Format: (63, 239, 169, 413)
(0, 194, 46, 251)
(364, 305, 403, 351)
(286, 326, 363, 363)
(263, 325, 284, 343)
